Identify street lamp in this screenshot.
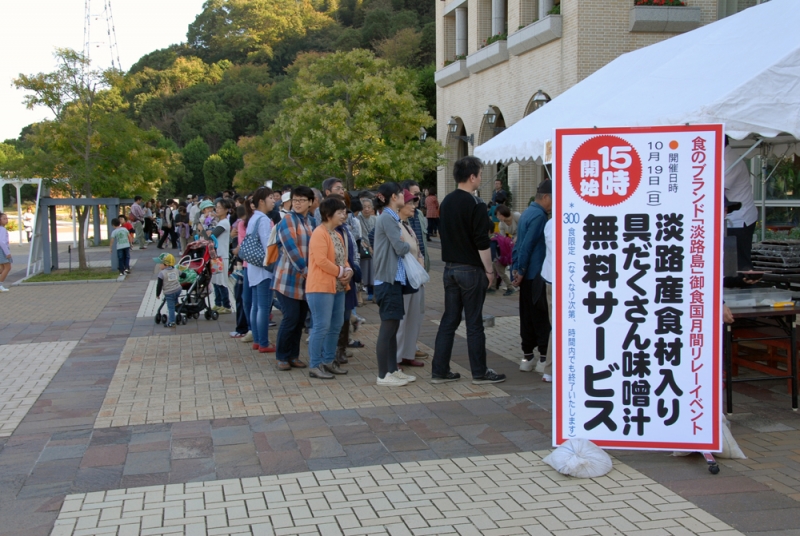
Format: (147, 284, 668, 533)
(531, 89, 552, 111)
(419, 127, 427, 142)
(447, 117, 459, 133)
(484, 106, 497, 125)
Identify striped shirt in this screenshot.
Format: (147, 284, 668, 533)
(271, 211, 316, 300)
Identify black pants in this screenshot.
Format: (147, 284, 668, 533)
(157, 226, 178, 249)
(426, 218, 439, 237)
(375, 282, 405, 379)
(432, 263, 488, 379)
(727, 221, 756, 271)
(275, 292, 309, 362)
(519, 275, 551, 356)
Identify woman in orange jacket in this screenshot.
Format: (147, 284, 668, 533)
(306, 197, 353, 379)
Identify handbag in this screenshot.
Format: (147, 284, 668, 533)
(263, 223, 280, 271)
(403, 252, 430, 289)
(239, 214, 266, 265)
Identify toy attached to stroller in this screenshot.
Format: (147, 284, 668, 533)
(154, 239, 218, 325)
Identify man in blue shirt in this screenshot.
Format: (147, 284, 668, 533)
(512, 180, 552, 377)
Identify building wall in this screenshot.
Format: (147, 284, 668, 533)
(436, 0, 720, 210)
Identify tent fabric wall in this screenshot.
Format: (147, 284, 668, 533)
(474, 0, 800, 165)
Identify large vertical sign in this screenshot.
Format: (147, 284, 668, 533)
(554, 125, 723, 451)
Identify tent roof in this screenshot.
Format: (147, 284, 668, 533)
(474, 0, 800, 165)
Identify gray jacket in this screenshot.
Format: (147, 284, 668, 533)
(373, 210, 410, 283)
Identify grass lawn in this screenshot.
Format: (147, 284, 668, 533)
(25, 268, 120, 283)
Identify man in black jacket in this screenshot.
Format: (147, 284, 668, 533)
(431, 156, 506, 385)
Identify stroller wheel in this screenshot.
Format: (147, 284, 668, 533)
(193, 313, 200, 320)
(161, 314, 168, 324)
(204, 310, 212, 320)
(155, 314, 161, 324)
(179, 314, 186, 325)
(210, 310, 219, 321)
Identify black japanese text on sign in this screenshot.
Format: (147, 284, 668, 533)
(553, 126, 724, 452)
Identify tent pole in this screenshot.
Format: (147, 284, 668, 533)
(761, 157, 767, 242)
(726, 138, 763, 175)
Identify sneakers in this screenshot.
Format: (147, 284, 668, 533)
(217, 307, 232, 314)
(269, 321, 277, 327)
(351, 314, 365, 333)
(431, 371, 461, 384)
(0, 285, 9, 292)
(414, 349, 429, 358)
(230, 331, 245, 338)
(166, 322, 176, 328)
(124, 269, 131, 274)
(242, 331, 253, 342)
(322, 361, 349, 375)
(377, 373, 408, 387)
(392, 369, 416, 383)
(119, 272, 126, 277)
(542, 374, 552, 383)
(472, 369, 506, 384)
(519, 356, 536, 372)
(503, 288, 516, 296)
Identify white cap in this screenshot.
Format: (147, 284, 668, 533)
(281, 192, 292, 203)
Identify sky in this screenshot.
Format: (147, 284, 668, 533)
(1, 0, 207, 141)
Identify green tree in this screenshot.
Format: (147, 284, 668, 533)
(13, 49, 170, 268)
(187, 0, 333, 64)
(181, 137, 211, 195)
(217, 139, 244, 182)
(238, 49, 440, 190)
(375, 27, 422, 67)
(204, 154, 230, 194)
(177, 100, 234, 151)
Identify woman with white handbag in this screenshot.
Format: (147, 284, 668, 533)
(396, 190, 428, 370)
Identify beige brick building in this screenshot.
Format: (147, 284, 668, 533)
(435, 0, 759, 211)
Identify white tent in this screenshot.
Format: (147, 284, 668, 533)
(474, 0, 800, 165)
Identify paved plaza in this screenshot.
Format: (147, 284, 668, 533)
(0, 242, 798, 535)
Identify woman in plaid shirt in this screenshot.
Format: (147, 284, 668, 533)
(272, 186, 317, 371)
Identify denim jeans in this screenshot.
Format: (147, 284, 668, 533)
(307, 292, 345, 369)
(116, 247, 130, 272)
(165, 292, 180, 324)
(234, 275, 248, 335)
(241, 270, 252, 334)
(432, 263, 488, 379)
(250, 278, 273, 348)
(214, 284, 231, 308)
(275, 291, 309, 363)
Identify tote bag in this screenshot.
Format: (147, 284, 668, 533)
(239, 214, 266, 265)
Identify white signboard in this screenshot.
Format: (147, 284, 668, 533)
(554, 125, 723, 451)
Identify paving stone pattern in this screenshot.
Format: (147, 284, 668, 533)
(0, 244, 800, 535)
(136, 281, 160, 319)
(0, 341, 78, 437)
(0, 283, 120, 323)
(95, 330, 507, 428)
(51, 451, 743, 536)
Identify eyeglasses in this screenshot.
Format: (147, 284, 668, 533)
(292, 198, 309, 203)
(331, 185, 345, 192)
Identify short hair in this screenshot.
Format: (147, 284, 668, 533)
(322, 177, 343, 195)
(111, 217, 121, 227)
(292, 186, 314, 201)
(216, 199, 233, 211)
(535, 192, 550, 201)
(350, 199, 363, 213)
(282, 184, 293, 192)
(134, 195, 143, 202)
(319, 197, 346, 222)
(496, 205, 511, 218)
(400, 180, 419, 191)
(311, 188, 323, 203)
(119, 214, 127, 222)
(453, 156, 482, 184)
(495, 192, 507, 205)
(495, 179, 502, 184)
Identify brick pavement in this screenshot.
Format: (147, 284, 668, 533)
(0, 243, 798, 535)
(0, 283, 120, 323)
(0, 342, 78, 437)
(95, 330, 507, 428)
(51, 451, 742, 536)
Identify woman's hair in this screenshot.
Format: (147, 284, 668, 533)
(236, 205, 246, 219)
(372, 182, 402, 211)
(243, 195, 255, 226)
(246, 187, 272, 225)
(319, 197, 347, 222)
(216, 199, 233, 212)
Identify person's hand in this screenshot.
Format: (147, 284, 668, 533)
(723, 305, 734, 324)
(486, 271, 494, 287)
(512, 273, 523, 287)
(230, 227, 238, 238)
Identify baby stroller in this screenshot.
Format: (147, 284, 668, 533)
(154, 239, 218, 325)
